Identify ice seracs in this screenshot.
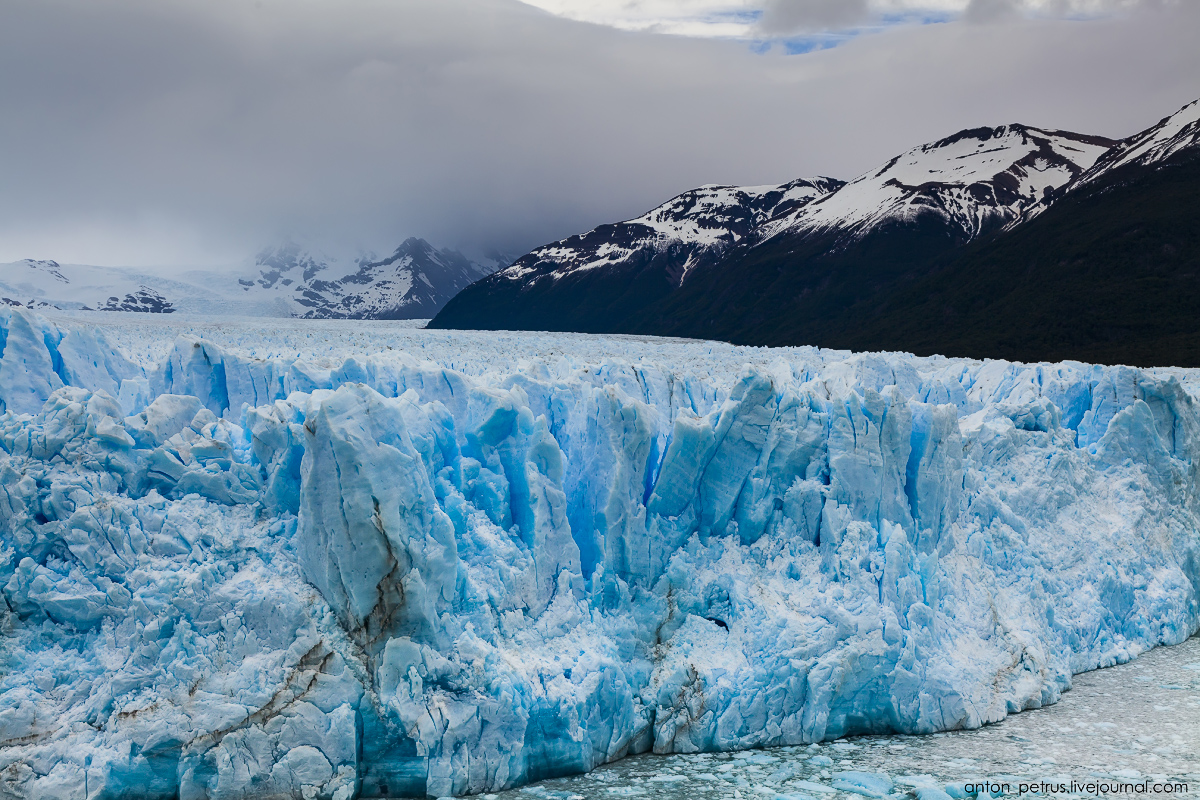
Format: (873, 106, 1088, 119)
(0, 306, 1198, 798)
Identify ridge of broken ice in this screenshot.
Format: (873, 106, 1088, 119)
(0, 306, 1197, 799)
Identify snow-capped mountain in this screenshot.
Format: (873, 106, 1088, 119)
(97, 286, 176, 313)
(1076, 97, 1200, 185)
(0, 238, 499, 319)
(432, 94, 1200, 366)
(0, 259, 226, 314)
(432, 120, 1118, 336)
(486, 124, 1111, 294)
(503, 177, 843, 286)
(842, 96, 1200, 367)
(763, 124, 1115, 243)
(290, 238, 496, 319)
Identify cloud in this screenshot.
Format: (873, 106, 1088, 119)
(0, 0, 1196, 268)
(518, 0, 1175, 37)
(757, 0, 871, 35)
(497, 1, 761, 37)
(963, 0, 1165, 23)
(963, 0, 1022, 21)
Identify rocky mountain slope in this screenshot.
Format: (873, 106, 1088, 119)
(1079, 97, 1200, 184)
(295, 238, 495, 320)
(431, 123, 1115, 336)
(432, 98, 1200, 366)
(836, 99, 1200, 366)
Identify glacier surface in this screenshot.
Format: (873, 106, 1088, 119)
(0, 307, 1197, 799)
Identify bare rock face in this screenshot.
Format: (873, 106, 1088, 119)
(99, 286, 176, 313)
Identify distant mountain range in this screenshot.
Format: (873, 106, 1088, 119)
(0, 238, 502, 319)
(431, 97, 1200, 367)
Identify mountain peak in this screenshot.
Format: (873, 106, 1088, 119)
(494, 174, 842, 288)
(1078, 96, 1200, 185)
(1, 236, 495, 319)
(393, 236, 436, 256)
(294, 238, 496, 320)
(758, 122, 1116, 244)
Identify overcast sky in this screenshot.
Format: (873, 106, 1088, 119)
(1, 0, 1197, 268)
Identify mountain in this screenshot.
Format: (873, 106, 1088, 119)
(833, 99, 1200, 366)
(1079, 97, 1200, 184)
(281, 238, 495, 320)
(0, 259, 221, 314)
(431, 98, 1200, 367)
(0, 238, 499, 319)
(434, 179, 843, 333)
(760, 124, 1114, 241)
(430, 124, 1115, 337)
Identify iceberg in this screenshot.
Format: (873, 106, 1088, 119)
(831, 771, 894, 797)
(0, 306, 1197, 798)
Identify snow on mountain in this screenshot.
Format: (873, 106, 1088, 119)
(1, 307, 1197, 798)
(500, 177, 843, 285)
(1076, 97, 1200, 185)
(761, 124, 1116, 244)
(0, 259, 248, 315)
(240, 240, 364, 291)
(290, 237, 496, 319)
(492, 125, 1113, 289)
(431, 120, 1122, 339)
(0, 238, 498, 320)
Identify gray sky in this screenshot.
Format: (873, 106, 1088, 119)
(1, 0, 1197, 267)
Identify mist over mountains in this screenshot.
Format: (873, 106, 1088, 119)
(6, 95, 1199, 368)
(0, 239, 505, 320)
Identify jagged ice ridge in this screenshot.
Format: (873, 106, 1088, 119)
(0, 307, 1197, 798)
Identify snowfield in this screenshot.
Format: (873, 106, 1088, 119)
(0, 308, 1197, 799)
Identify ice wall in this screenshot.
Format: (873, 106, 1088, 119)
(0, 306, 1198, 799)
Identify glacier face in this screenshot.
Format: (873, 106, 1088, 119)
(0, 307, 1198, 799)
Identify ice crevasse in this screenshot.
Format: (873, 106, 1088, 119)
(0, 306, 1197, 799)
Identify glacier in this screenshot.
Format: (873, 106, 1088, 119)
(0, 306, 1197, 799)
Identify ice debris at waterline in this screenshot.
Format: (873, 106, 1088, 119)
(0, 306, 1197, 799)
(490, 634, 1200, 800)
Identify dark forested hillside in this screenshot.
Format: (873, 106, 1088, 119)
(824, 150, 1200, 367)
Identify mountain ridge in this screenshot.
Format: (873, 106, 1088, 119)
(431, 97, 1200, 367)
(0, 237, 500, 319)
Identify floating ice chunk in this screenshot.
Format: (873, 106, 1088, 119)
(832, 771, 895, 797)
(792, 780, 839, 794)
(915, 788, 956, 800)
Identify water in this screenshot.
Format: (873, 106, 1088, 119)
(487, 636, 1200, 800)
